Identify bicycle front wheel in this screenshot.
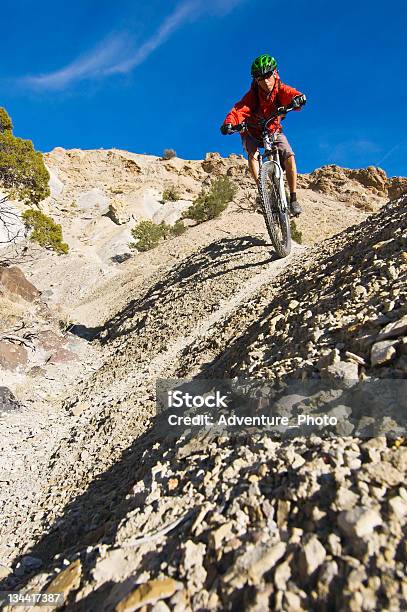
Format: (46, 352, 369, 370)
(259, 161, 291, 258)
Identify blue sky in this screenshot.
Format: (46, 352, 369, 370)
(1, 0, 406, 176)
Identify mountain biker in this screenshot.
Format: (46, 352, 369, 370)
(220, 54, 306, 216)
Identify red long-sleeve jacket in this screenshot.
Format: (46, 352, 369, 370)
(224, 72, 303, 137)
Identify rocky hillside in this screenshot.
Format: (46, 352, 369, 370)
(0, 143, 406, 611)
(3, 149, 405, 318)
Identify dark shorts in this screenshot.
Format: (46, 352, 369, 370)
(242, 131, 294, 168)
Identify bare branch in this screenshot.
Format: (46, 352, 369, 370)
(0, 334, 36, 350)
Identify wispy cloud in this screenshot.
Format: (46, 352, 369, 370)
(20, 0, 246, 91)
(22, 34, 132, 90)
(374, 143, 404, 167)
(323, 139, 380, 164)
(104, 0, 199, 75)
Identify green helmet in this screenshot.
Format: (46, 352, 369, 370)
(251, 54, 277, 78)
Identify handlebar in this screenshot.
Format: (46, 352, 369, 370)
(230, 104, 296, 133)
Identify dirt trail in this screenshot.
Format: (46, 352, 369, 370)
(1, 217, 303, 573)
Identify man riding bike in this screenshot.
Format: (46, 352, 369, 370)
(220, 54, 306, 216)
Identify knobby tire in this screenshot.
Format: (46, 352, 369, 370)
(258, 161, 291, 258)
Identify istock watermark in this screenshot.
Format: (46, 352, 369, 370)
(156, 378, 407, 439)
(168, 390, 228, 408)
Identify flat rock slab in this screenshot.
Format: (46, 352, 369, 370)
(0, 266, 40, 302)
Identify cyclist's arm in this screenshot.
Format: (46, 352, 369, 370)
(224, 89, 256, 125)
(278, 83, 305, 111)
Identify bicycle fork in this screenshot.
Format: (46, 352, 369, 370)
(259, 154, 289, 213)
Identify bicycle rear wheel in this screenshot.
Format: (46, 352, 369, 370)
(259, 161, 291, 258)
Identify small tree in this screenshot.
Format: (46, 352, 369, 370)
(184, 176, 237, 223)
(22, 209, 69, 254)
(162, 148, 177, 160)
(0, 108, 13, 133)
(170, 219, 186, 236)
(130, 220, 166, 252)
(162, 185, 180, 202)
(0, 107, 50, 205)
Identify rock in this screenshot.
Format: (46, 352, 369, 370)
(338, 506, 382, 539)
(28, 365, 46, 378)
(360, 462, 404, 487)
(115, 578, 181, 612)
(388, 176, 407, 199)
(0, 340, 28, 371)
(92, 550, 128, 583)
(108, 199, 131, 225)
(210, 522, 234, 549)
(299, 535, 326, 578)
(21, 556, 43, 569)
(0, 564, 11, 579)
(274, 560, 291, 590)
(183, 540, 206, 590)
(48, 348, 77, 364)
(345, 351, 366, 366)
(276, 500, 291, 528)
(37, 330, 67, 351)
(317, 560, 339, 600)
(352, 285, 368, 298)
(202, 152, 226, 175)
(284, 591, 302, 610)
(46, 559, 82, 599)
(371, 340, 398, 366)
(248, 542, 287, 584)
(335, 487, 359, 511)
(0, 386, 22, 413)
(376, 314, 407, 341)
(349, 166, 388, 192)
(321, 359, 359, 380)
(0, 266, 40, 302)
(288, 299, 300, 310)
(388, 496, 407, 519)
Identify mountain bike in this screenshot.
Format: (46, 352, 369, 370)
(231, 105, 296, 258)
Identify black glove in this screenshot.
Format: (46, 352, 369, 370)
(220, 123, 234, 135)
(291, 94, 307, 109)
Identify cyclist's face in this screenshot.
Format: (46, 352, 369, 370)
(257, 71, 275, 92)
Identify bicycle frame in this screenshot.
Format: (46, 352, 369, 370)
(258, 127, 288, 213)
(231, 106, 295, 214)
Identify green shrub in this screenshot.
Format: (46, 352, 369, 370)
(130, 220, 166, 251)
(0, 108, 13, 133)
(130, 218, 187, 251)
(0, 107, 50, 204)
(290, 219, 303, 244)
(170, 219, 186, 236)
(22, 209, 69, 254)
(162, 185, 180, 202)
(184, 176, 237, 224)
(162, 148, 177, 160)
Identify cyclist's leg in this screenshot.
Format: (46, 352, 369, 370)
(242, 134, 260, 181)
(275, 133, 297, 192)
(285, 155, 297, 195)
(275, 134, 302, 214)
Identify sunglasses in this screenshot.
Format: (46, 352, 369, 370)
(256, 70, 275, 82)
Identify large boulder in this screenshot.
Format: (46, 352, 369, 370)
(0, 266, 41, 302)
(306, 165, 388, 210)
(107, 199, 131, 225)
(388, 177, 407, 200)
(348, 166, 388, 194)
